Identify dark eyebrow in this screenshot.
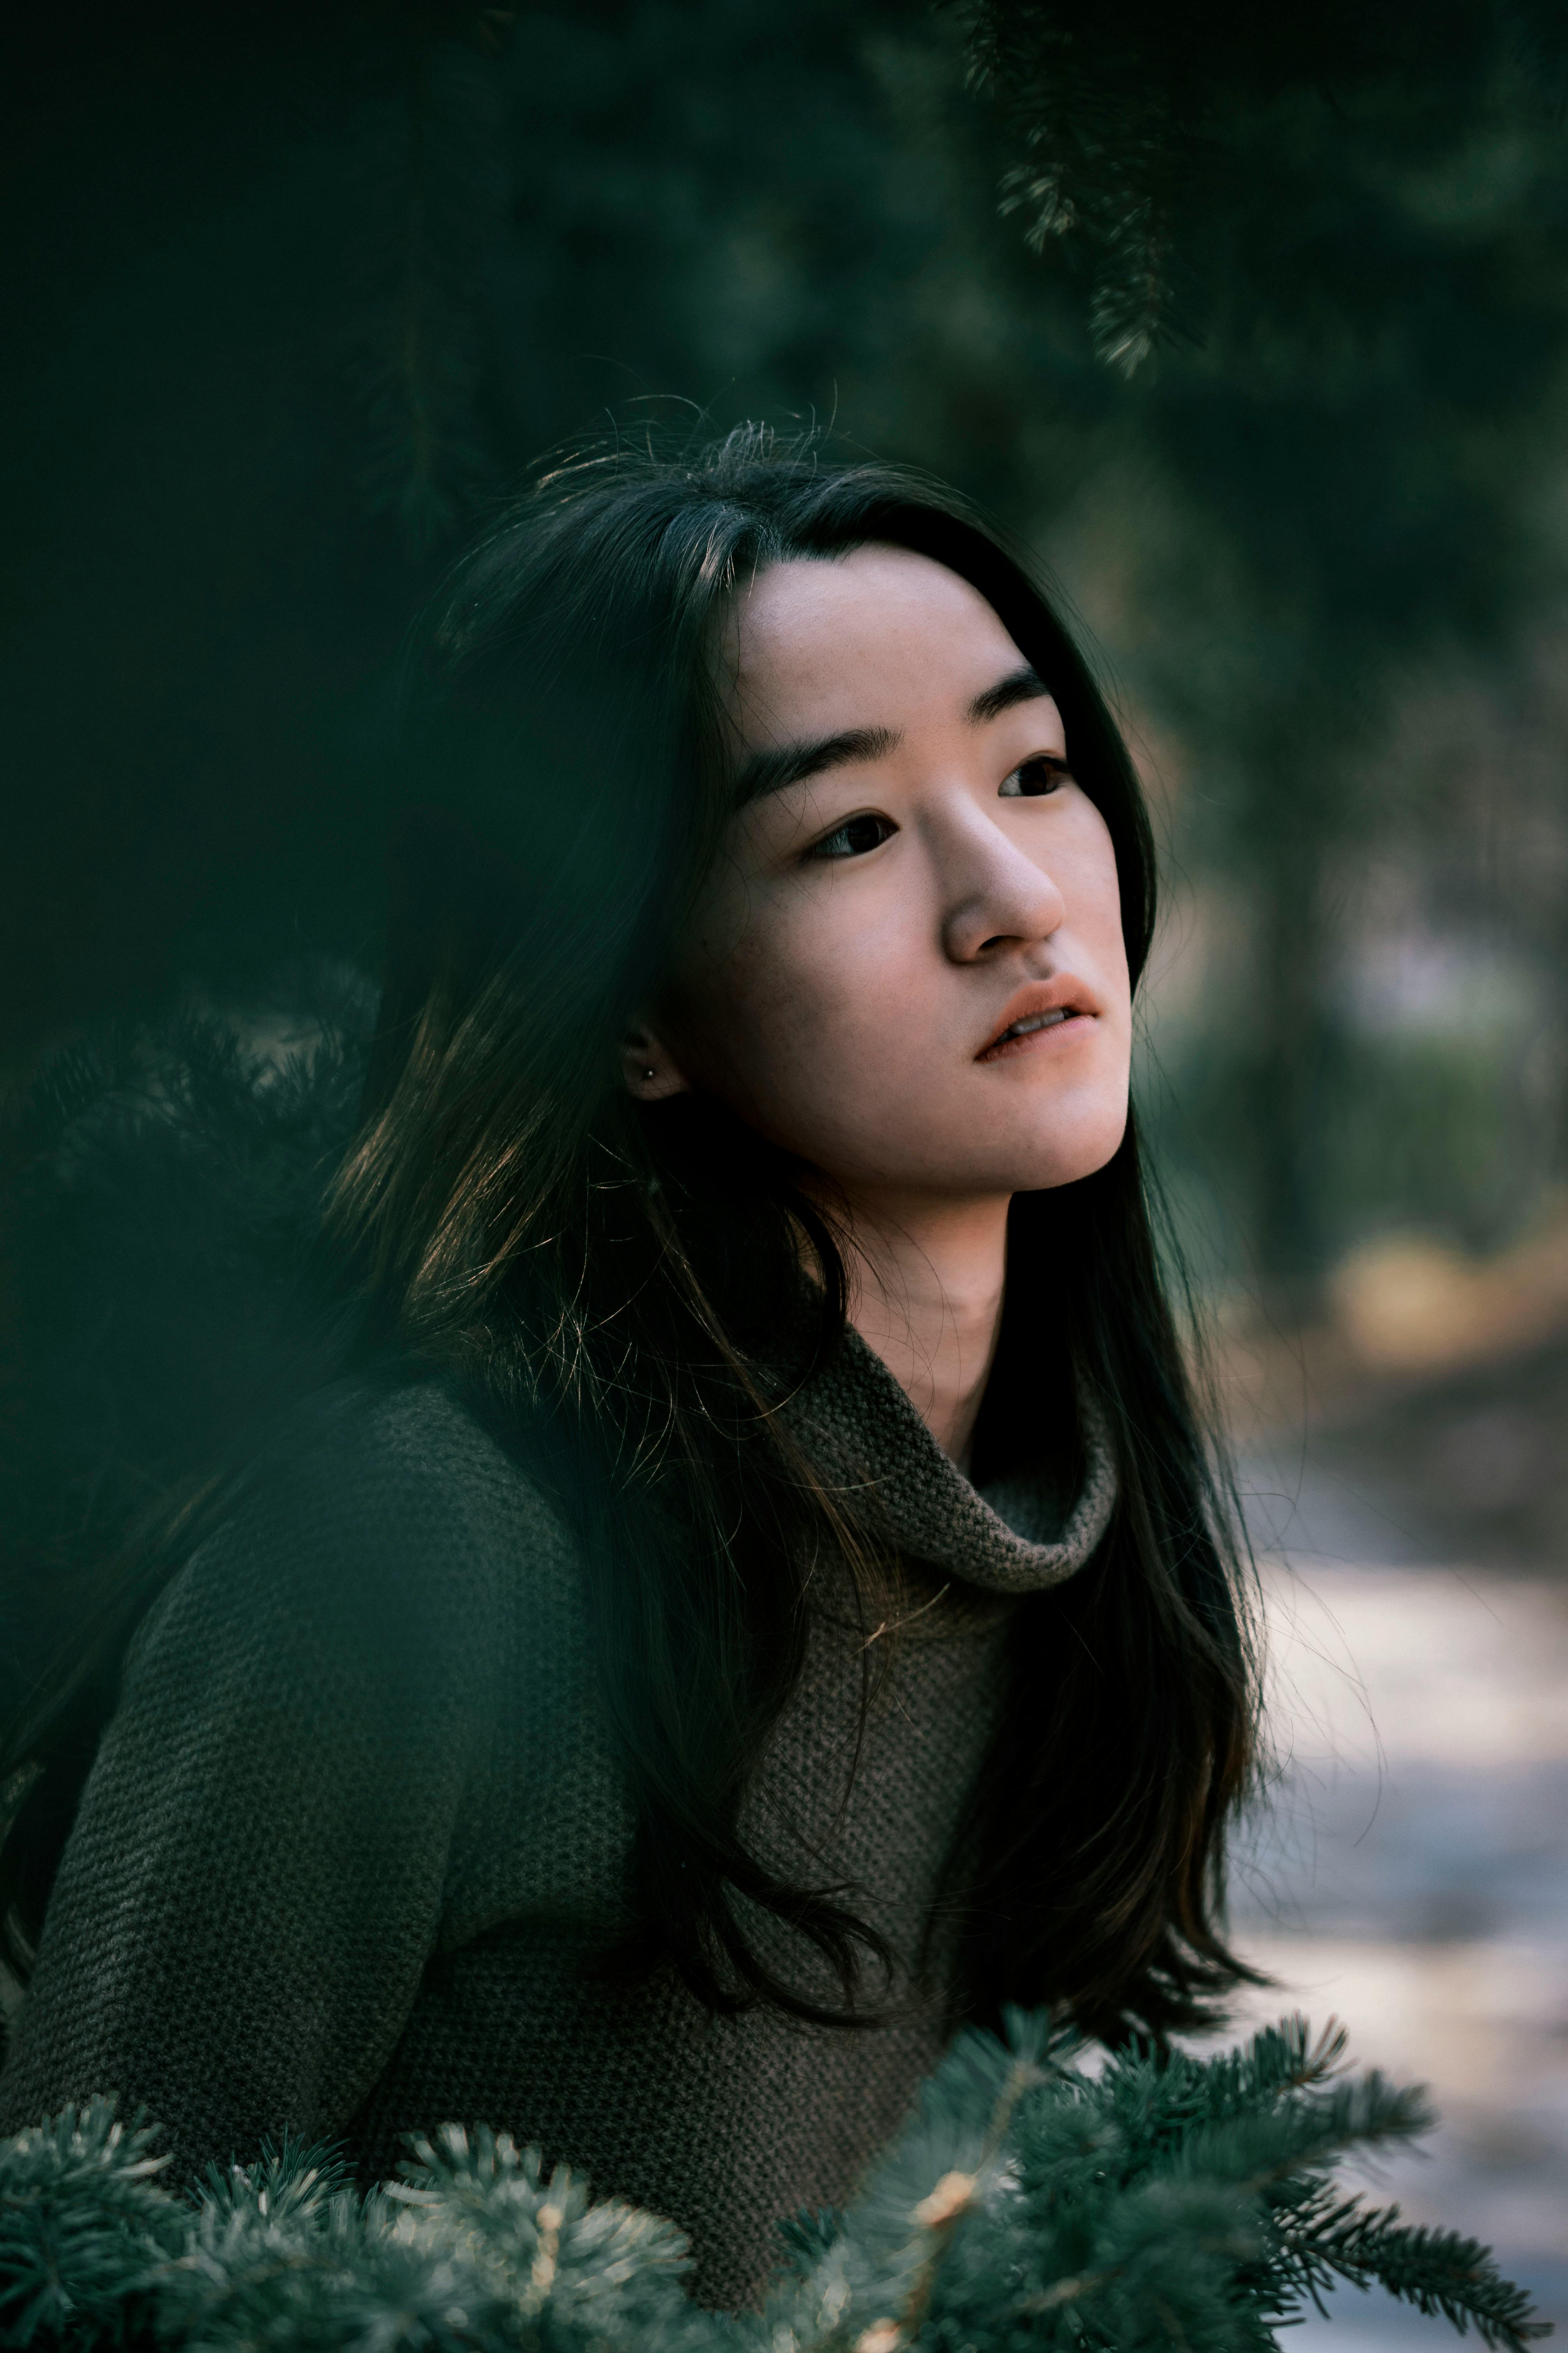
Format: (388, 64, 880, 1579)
(968, 663, 1052, 725)
(733, 724, 900, 806)
(731, 667, 1049, 805)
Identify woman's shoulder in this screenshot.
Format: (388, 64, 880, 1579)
(131, 1378, 583, 1698)
(274, 1375, 571, 1545)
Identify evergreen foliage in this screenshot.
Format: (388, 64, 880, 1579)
(960, 0, 1568, 371)
(0, 2015, 1546, 2352)
(0, 971, 372, 1750)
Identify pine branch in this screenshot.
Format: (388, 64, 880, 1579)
(1268, 2188, 1552, 2352)
(777, 2205, 845, 2276)
(1172, 2068, 1436, 2196)
(0, 2017, 1547, 2353)
(955, 0, 1215, 370)
(0, 2097, 179, 2348)
(339, 27, 512, 555)
(952, 0, 1568, 372)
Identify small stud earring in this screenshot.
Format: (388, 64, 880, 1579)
(642, 1064, 657, 1082)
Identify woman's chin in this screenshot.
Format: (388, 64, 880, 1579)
(994, 1114, 1131, 1195)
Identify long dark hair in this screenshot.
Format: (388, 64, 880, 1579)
(2, 426, 1259, 2043)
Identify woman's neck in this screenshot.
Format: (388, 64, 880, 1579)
(837, 1192, 1011, 1470)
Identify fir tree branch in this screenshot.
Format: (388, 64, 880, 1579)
(952, 0, 1568, 373)
(0, 2017, 1548, 2353)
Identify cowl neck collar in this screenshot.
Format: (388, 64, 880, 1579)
(781, 1317, 1116, 1596)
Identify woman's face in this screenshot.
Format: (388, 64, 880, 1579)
(641, 544, 1133, 1207)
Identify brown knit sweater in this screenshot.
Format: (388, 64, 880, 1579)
(0, 1325, 1114, 2310)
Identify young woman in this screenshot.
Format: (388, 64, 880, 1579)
(0, 428, 1257, 2312)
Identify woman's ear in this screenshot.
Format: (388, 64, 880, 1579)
(620, 1023, 691, 1102)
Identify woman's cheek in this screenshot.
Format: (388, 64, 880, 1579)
(674, 869, 925, 1144)
(667, 913, 819, 1106)
(727, 927, 881, 1139)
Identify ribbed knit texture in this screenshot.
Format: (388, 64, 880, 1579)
(789, 1321, 1116, 1593)
(0, 1331, 1115, 2311)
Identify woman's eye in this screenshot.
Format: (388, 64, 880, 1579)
(999, 754, 1070, 799)
(809, 812, 897, 860)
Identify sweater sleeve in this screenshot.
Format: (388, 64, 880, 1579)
(0, 1386, 509, 2176)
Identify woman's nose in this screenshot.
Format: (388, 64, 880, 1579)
(937, 811, 1068, 963)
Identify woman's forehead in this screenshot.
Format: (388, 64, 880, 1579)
(721, 544, 1025, 738)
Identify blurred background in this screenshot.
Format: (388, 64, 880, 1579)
(4, 2, 1566, 2336)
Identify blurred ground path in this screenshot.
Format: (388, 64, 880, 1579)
(1212, 1452, 1568, 2344)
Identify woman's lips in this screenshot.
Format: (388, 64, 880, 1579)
(976, 983, 1098, 1062)
(976, 1008, 1095, 1062)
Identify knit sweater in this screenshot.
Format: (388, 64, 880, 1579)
(0, 1324, 1115, 2311)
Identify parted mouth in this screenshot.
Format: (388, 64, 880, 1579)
(976, 980, 1097, 1061)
